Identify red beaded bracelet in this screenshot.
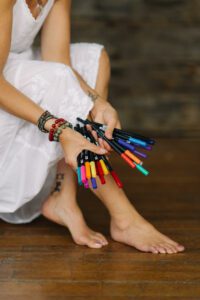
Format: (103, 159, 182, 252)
(49, 118, 65, 141)
(49, 118, 72, 142)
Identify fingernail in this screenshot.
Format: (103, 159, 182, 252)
(100, 148, 107, 154)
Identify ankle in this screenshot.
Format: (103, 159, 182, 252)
(111, 210, 147, 231)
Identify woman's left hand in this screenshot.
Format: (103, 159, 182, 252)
(89, 97, 121, 152)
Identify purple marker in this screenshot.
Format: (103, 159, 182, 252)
(133, 150, 147, 159)
(91, 177, 97, 189)
(117, 138, 147, 159)
(117, 138, 135, 152)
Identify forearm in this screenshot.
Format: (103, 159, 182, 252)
(71, 68, 108, 103)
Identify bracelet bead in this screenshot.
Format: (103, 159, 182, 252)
(48, 118, 73, 142)
(37, 110, 57, 133)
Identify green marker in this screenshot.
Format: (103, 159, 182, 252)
(134, 163, 149, 176)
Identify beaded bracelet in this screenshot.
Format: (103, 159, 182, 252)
(53, 123, 70, 142)
(49, 118, 73, 142)
(37, 110, 57, 133)
(49, 118, 66, 141)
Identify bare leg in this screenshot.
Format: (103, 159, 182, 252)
(89, 175, 185, 254)
(42, 160, 108, 248)
(90, 48, 185, 254)
(41, 48, 111, 248)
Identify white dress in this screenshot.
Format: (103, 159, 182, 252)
(0, 0, 104, 223)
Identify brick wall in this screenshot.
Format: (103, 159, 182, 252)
(70, 0, 200, 137)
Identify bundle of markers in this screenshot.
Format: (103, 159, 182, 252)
(74, 117, 156, 190)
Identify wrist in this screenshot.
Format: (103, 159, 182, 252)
(88, 90, 100, 102)
(59, 126, 73, 144)
(44, 118, 58, 132)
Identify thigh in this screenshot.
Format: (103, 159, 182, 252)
(70, 42, 104, 89)
(0, 55, 96, 214)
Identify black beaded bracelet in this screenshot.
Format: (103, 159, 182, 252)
(37, 110, 57, 133)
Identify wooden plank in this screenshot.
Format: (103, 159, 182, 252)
(0, 138, 199, 297)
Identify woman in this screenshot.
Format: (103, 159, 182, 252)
(0, 0, 185, 254)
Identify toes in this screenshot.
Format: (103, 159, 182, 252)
(159, 234, 185, 253)
(149, 246, 159, 254)
(87, 238, 103, 248)
(163, 235, 185, 251)
(155, 245, 167, 254)
(176, 244, 185, 252)
(75, 236, 102, 248)
(95, 233, 108, 245)
(163, 238, 185, 252)
(161, 244, 177, 254)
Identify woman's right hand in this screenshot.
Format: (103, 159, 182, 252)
(59, 127, 108, 169)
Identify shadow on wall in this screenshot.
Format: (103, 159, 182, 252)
(71, 0, 200, 137)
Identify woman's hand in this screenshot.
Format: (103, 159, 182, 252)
(59, 127, 107, 169)
(90, 97, 121, 151)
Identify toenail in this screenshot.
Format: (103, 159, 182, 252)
(95, 243, 102, 247)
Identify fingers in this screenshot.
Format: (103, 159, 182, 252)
(116, 120, 122, 130)
(105, 119, 116, 139)
(102, 139, 112, 152)
(84, 140, 107, 155)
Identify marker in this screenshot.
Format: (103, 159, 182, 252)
(89, 152, 97, 178)
(134, 163, 149, 176)
(90, 177, 97, 189)
(79, 128, 98, 189)
(101, 156, 123, 188)
(88, 120, 155, 145)
(83, 128, 107, 183)
(84, 150, 91, 180)
(82, 121, 147, 159)
(76, 153, 83, 185)
(116, 138, 147, 159)
(94, 126, 142, 165)
(95, 159, 106, 184)
(112, 131, 151, 150)
(80, 162, 87, 184)
(84, 178, 89, 189)
(83, 128, 98, 179)
(77, 118, 138, 168)
(89, 152, 98, 189)
(83, 127, 105, 184)
(99, 159, 109, 175)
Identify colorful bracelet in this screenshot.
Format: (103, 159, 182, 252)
(49, 118, 73, 142)
(37, 110, 57, 133)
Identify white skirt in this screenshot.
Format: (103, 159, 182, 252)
(0, 42, 104, 224)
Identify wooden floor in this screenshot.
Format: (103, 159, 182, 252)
(0, 138, 199, 299)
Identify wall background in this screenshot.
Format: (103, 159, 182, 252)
(71, 0, 200, 137)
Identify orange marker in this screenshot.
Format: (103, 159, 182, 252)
(124, 150, 142, 165)
(85, 161, 91, 179)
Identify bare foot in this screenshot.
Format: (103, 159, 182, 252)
(110, 213, 185, 254)
(41, 191, 108, 249)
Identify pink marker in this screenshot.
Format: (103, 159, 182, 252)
(81, 165, 87, 183)
(84, 179, 89, 189)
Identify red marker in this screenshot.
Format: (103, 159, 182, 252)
(101, 156, 123, 188)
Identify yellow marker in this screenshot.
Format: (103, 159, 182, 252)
(100, 159, 109, 175)
(85, 161, 91, 179)
(90, 161, 96, 178)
